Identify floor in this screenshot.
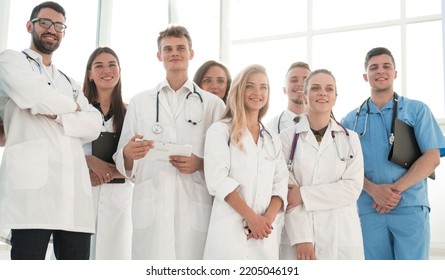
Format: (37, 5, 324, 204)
(1, 242, 445, 260)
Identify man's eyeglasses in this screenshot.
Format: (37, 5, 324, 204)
(31, 18, 67, 33)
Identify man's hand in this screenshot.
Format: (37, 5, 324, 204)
(169, 153, 203, 174)
(123, 136, 154, 161)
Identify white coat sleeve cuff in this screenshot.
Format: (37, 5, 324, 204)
(285, 205, 313, 246)
(214, 177, 241, 202)
(113, 147, 136, 179)
(272, 188, 288, 213)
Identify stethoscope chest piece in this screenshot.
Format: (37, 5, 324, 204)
(152, 122, 162, 134)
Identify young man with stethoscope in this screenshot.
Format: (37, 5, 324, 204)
(114, 25, 225, 260)
(266, 62, 311, 134)
(342, 47, 445, 260)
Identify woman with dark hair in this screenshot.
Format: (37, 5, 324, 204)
(193, 60, 232, 103)
(83, 47, 132, 259)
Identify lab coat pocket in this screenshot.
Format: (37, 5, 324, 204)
(5, 138, 48, 190)
(111, 182, 133, 209)
(336, 207, 362, 246)
(191, 200, 212, 233)
(132, 179, 154, 230)
(258, 156, 276, 203)
(190, 180, 212, 233)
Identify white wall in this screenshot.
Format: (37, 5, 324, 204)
(428, 159, 445, 251)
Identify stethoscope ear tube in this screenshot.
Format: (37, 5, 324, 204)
(287, 121, 354, 170)
(153, 85, 204, 134)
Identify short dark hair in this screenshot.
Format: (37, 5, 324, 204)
(364, 47, 396, 70)
(157, 25, 192, 52)
(30, 1, 66, 21)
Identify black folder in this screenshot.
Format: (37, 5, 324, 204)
(92, 132, 125, 183)
(388, 119, 435, 180)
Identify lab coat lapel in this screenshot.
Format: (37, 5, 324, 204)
(298, 116, 320, 151)
(158, 89, 175, 122)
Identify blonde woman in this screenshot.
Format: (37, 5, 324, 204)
(203, 64, 288, 259)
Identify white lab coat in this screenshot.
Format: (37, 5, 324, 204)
(266, 109, 301, 134)
(203, 122, 288, 260)
(114, 79, 225, 260)
(84, 117, 132, 260)
(279, 116, 364, 260)
(0, 49, 102, 234)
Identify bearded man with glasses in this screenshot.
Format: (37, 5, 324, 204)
(0, 1, 102, 260)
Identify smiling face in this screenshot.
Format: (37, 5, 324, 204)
(27, 8, 65, 55)
(363, 54, 397, 94)
(285, 66, 311, 105)
(88, 52, 120, 92)
(243, 72, 269, 114)
(305, 72, 337, 115)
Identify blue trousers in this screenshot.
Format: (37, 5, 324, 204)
(10, 229, 91, 260)
(360, 206, 430, 260)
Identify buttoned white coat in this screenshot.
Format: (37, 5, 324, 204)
(84, 117, 133, 260)
(279, 116, 365, 260)
(114, 80, 225, 260)
(203, 122, 288, 259)
(0, 49, 102, 235)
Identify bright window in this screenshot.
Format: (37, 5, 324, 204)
(110, 0, 169, 103)
(311, 26, 401, 119)
(230, 0, 307, 40)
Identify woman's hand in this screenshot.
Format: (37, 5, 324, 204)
(244, 214, 273, 240)
(287, 184, 302, 211)
(86, 155, 115, 185)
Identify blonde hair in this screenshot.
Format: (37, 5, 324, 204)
(222, 64, 270, 150)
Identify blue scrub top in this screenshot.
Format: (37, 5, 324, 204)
(342, 94, 445, 215)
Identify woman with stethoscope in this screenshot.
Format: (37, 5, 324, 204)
(203, 64, 288, 259)
(279, 69, 365, 260)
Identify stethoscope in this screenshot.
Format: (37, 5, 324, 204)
(287, 120, 354, 172)
(277, 110, 302, 134)
(21, 50, 78, 98)
(352, 93, 398, 145)
(227, 122, 272, 145)
(259, 121, 273, 140)
(152, 85, 204, 134)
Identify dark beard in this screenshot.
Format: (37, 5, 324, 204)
(291, 97, 306, 105)
(31, 31, 60, 55)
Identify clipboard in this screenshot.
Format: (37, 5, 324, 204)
(146, 142, 193, 162)
(388, 119, 435, 180)
(92, 132, 125, 183)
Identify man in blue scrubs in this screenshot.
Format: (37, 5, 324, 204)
(342, 47, 445, 260)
